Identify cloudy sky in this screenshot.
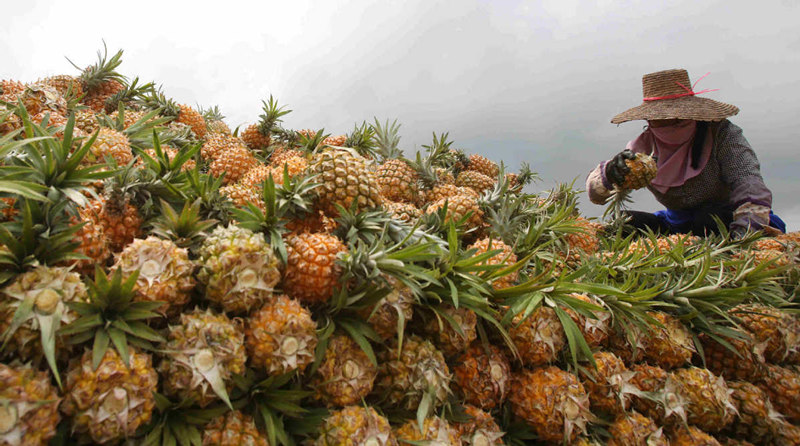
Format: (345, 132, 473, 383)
(3, 0, 800, 228)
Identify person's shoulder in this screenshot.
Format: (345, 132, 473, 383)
(712, 118, 743, 141)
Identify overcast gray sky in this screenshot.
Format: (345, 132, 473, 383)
(3, 0, 799, 229)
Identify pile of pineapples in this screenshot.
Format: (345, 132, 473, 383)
(1, 45, 799, 446)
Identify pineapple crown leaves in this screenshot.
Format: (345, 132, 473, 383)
(139, 393, 229, 446)
(3, 105, 112, 206)
(344, 121, 378, 158)
(232, 175, 289, 263)
(230, 369, 315, 446)
(0, 199, 83, 285)
(198, 104, 225, 122)
(98, 102, 172, 144)
(513, 161, 539, 187)
(370, 117, 403, 161)
(135, 129, 200, 180)
(183, 168, 234, 225)
(60, 266, 165, 370)
(148, 198, 217, 252)
(102, 76, 155, 114)
(255, 95, 291, 134)
(137, 85, 182, 118)
(300, 128, 329, 153)
(66, 41, 125, 92)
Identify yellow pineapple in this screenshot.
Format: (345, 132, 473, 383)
(61, 348, 158, 444)
(376, 158, 419, 203)
(197, 224, 281, 314)
(620, 152, 658, 190)
(668, 367, 736, 433)
(202, 411, 268, 446)
(19, 84, 67, 116)
(639, 311, 694, 370)
(88, 196, 143, 252)
(0, 265, 87, 369)
(157, 308, 246, 407)
(606, 412, 668, 446)
(628, 363, 687, 426)
(730, 304, 800, 364)
(209, 145, 259, 185)
(756, 364, 800, 424)
(425, 194, 484, 231)
(314, 334, 378, 407)
(394, 416, 460, 445)
(220, 183, 265, 211)
(452, 404, 505, 446)
(563, 294, 611, 348)
(667, 425, 721, 446)
(315, 406, 396, 446)
(508, 306, 566, 367)
(373, 335, 451, 411)
(421, 304, 478, 358)
(0, 363, 61, 446)
(245, 295, 318, 375)
(452, 343, 511, 410)
(508, 366, 591, 444)
(466, 153, 499, 178)
(72, 45, 126, 113)
(724, 381, 778, 444)
(201, 133, 248, 161)
(67, 204, 111, 273)
(112, 236, 196, 317)
(700, 331, 766, 381)
(359, 276, 415, 341)
(308, 148, 383, 217)
(283, 232, 347, 304)
(455, 170, 495, 195)
(383, 200, 423, 223)
(467, 237, 519, 290)
(579, 351, 636, 415)
(242, 123, 271, 151)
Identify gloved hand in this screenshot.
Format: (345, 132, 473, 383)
(730, 225, 749, 240)
(604, 149, 636, 187)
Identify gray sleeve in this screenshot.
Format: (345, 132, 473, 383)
(715, 121, 773, 230)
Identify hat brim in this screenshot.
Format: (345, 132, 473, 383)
(610, 96, 739, 124)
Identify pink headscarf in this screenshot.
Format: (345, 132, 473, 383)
(626, 119, 713, 194)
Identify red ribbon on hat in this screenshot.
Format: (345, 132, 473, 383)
(642, 72, 719, 101)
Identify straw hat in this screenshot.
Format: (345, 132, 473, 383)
(611, 69, 739, 124)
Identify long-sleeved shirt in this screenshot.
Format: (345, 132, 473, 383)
(586, 120, 772, 232)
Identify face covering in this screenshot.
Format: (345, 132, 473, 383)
(627, 119, 713, 193)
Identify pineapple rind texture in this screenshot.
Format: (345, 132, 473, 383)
(0, 363, 61, 446)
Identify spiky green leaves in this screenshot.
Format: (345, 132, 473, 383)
(61, 267, 164, 370)
(67, 41, 125, 91)
(256, 95, 291, 135)
(149, 199, 216, 252)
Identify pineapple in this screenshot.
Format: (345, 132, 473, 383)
(452, 404, 504, 445)
(756, 364, 800, 423)
(74, 108, 100, 134)
(628, 363, 687, 426)
(699, 331, 766, 381)
(314, 334, 378, 407)
(138, 87, 206, 138)
(87, 127, 133, 166)
(245, 295, 317, 375)
(620, 152, 658, 190)
(201, 133, 249, 161)
(455, 170, 495, 195)
(239, 163, 275, 189)
(197, 224, 281, 314)
(606, 412, 668, 446)
(88, 194, 143, 252)
(508, 366, 591, 444)
(564, 217, 601, 255)
(579, 351, 636, 415)
(61, 348, 158, 444)
(383, 200, 423, 223)
(220, 183, 265, 211)
(315, 406, 397, 446)
(467, 237, 519, 290)
(508, 306, 567, 367)
(359, 275, 415, 341)
(0, 265, 87, 372)
(0, 79, 25, 101)
(564, 294, 611, 348)
(425, 194, 484, 231)
(639, 311, 694, 370)
(0, 363, 61, 446)
(138, 145, 196, 171)
(668, 367, 736, 433)
(393, 416, 460, 445)
(283, 232, 347, 304)
(241, 96, 291, 152)
(71, 44, 125, 113)
(200, 105, 231, 136)
(158, 308, 246, 408)
(770, 420, 800, 446)
(421, 304, 478, 358)
(731, 304, 800, 364)
(452, 344, 511, 410)
(465, 154, 499, 179)
(308, 147, 383, 217)
(667, 425, 721, 446)
(373, 335, 451, 411)
(209, 145, 259, 185)
(112, 236, 195, 317)
(376, 159, 419, 203)
(18, 84, 67, 116)
(202, 410, 268, 446)
(724, 381, 777, 444)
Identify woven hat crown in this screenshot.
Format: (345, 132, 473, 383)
(642, 69, 692, 99)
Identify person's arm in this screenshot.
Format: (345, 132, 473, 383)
(586, 162, 614, 204)
(715, 122, 773, 235)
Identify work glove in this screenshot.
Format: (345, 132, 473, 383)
(604, 149, 636, 187)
